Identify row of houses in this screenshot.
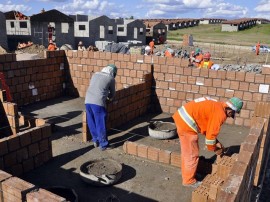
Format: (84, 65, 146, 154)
(221, 18, 270, 32)
(1, 9, 169, 51)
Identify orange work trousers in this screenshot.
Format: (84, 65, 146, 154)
(179, 132, 199, 185)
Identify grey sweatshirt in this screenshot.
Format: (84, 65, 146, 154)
(85, 72, 116, 107)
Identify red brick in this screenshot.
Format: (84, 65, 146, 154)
(226, 71, 236, 80)
(147, 146, 160, 161)
(16, 148, 28, 163)
(171, 152, 181, 167)
(245, 72, 255, 82)
(28, 143, 40, 157)
(2, 177, 36, 201)
(0, 138, 8, 156)
(235, 71, 246, 81)
(137, 144, 148, 158)
(127, 141, 138, 156)
(159, 150, 171, 164)
(26, 188, 66, 202)
(30, 128, 42, 143)
(22, 158, 34, 173)
(19, 131, 31, 147)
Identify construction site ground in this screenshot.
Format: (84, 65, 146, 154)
(17, 96, 270, 202)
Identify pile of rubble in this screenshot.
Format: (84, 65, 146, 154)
(219, 64, 262, 73)
(0, 46, 7, 54)
(15, 44, 46, 58)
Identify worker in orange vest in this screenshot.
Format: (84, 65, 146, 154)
(149, 39, 155, 55)
(47, 40, 57, 51)
(256, 41, 260, 55)
(164, 48, 175, 57)
(172, 97, 243, 188)
(198, 52, 214, 69)
(194, 48, 203, 67)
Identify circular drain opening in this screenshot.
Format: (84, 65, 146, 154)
(46, 186, 78, 202)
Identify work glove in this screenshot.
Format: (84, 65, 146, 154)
(215, 142, 224, 156)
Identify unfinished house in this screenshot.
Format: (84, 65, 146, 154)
(115, 19, 146, 45)
(4, 11, 31, 50)
(222, 18, 257, 32)
(30, 9, 75, 48)
(0, 11, 8, 50)
(70, 14, 91, 48)
(89, 15, 117, 46)
(199, 18, 226, 24)
(144, 21, 167, 44)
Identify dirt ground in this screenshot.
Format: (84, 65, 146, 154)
(18, 96, 254, 202)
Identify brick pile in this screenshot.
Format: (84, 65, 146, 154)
(0, 170, 67, 202)
(182, 34, 193, 46)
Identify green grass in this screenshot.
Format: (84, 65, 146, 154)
(168, 24, 270, 46)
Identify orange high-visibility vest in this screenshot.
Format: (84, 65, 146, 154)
(173, 97, 227, 151)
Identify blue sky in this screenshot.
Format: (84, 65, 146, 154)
(0, 0, 269, 19)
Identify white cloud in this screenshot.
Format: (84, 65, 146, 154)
(204, 2, 248, 18)
(183, 0, 212, 8)
(254, 0, 270, 12)
(0, 2, 31, 13)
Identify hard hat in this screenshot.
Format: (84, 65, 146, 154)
(226, 97, 243, 113)
(108, 64, 117, 78)
(49, 39, 53, 43)
(203, 52, 211, 59)
(195, 48, 201, 55)
(78, 41, 83, 45)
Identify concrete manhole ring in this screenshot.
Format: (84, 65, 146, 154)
(79, 158, 122, 186)
(148, 121, 177, 139)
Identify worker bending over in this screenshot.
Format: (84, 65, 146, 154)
(172, 97, 243, 188)
(85, 65, 117, 151)
(164, 48, 175, 57)
(194, 48, 203, 67)
(198, 52, 214, 69)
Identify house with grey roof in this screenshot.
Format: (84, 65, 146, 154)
(30, 9, 75, 48)
(0, 11, 8, 50)
(4, 10, 31, 50)
(71, 15, 117, 48)
(115, 18, 146, 45)
(143, 21, 167, 44)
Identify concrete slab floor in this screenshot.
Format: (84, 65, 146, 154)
(19, 96, 255, 202)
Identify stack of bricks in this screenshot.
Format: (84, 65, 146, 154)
(182, 34, 193, 46)
(251, 102, 270, 186)
(192, 154, 237, 202)
(0, 170, 67, 201)
(122, 141, 181, 168)
(82, 81, 152, 142)
(216, 118, 265, 201)
(192, 173, 224, 202)
(216, 154, 238, 179)
(1, 99, 19, 135)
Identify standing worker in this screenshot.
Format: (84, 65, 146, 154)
(149, 39, 155, 55)
(172, 97, 243, 187)
(198, 52, 214, 69)
(78, 41, 86, 51)
(47, 40, 57, 51)
(85, 64, 117, 151)
(256, 41, 260, 55)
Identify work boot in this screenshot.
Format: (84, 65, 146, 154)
(93, 142, 99, 148)
(183, 181, 202, 188)
(100, 145, 114, 151)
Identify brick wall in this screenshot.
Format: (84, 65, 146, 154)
(0, 170, 67, 202)
(0, 51, 65, 106)
(0, 90, 53, 176)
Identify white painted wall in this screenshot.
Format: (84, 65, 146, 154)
(6, 20, 31, 35)
(74, 22, 89, 37)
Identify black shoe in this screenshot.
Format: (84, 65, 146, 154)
(93, 142, 99, 148)
(100, 145, 114, 151)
